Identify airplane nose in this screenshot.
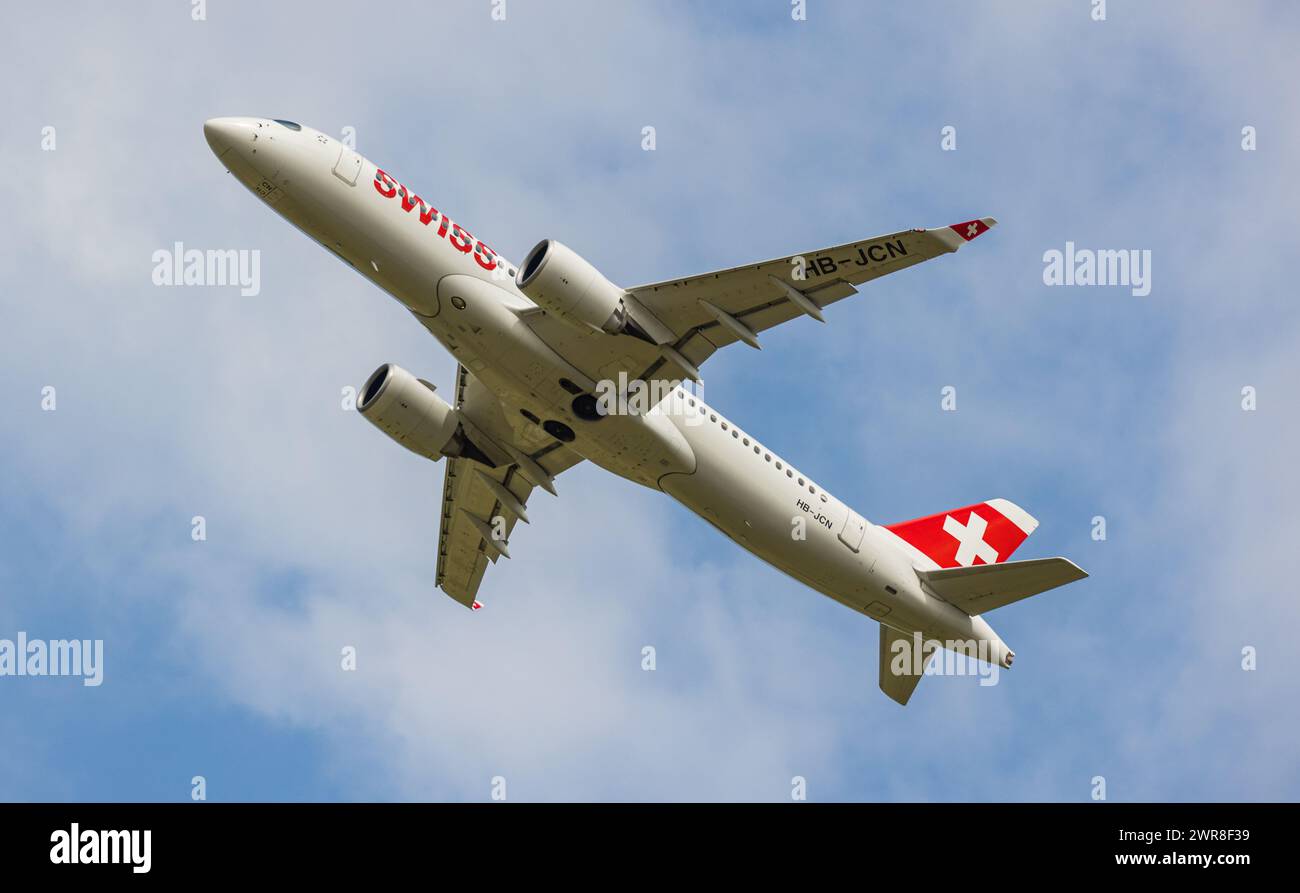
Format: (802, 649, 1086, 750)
(203, 117, 254, 157)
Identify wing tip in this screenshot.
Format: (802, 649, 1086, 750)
(948, 217, 997, 242)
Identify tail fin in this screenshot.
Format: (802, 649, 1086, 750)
(883, 498, 1038, 569)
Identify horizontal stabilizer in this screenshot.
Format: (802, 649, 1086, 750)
(917, 557, 1087, 615)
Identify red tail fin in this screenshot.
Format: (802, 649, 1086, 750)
(883, 498, 1038, 569)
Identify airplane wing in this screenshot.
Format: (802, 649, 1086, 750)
(435, 364, 584, 609)
(624, 218, 996, 379)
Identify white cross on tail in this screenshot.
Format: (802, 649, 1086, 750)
(942, 511, 998, 566)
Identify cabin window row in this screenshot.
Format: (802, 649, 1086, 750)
(684, 395, 825, 500)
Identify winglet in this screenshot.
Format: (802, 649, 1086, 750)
(948, 217, 997, 242)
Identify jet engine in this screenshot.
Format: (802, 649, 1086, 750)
(357, 363, 494, 465)
(516, 239, 641, 336)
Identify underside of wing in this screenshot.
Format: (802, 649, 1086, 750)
(435, 364, 584, 609)
(436, 456, 527, 608)
(624, 218, 996, 378)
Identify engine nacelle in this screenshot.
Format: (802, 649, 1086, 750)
(357, 364, 493, 465)
(515, 239, 629, 333)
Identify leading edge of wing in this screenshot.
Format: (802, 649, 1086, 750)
(627, 217, 998, 293)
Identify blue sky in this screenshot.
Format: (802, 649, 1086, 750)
(1, 0, 1297, 801)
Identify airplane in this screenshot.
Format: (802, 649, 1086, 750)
(203, 116, 1087, 705)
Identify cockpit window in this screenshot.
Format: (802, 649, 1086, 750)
(273, 119, 301, 131)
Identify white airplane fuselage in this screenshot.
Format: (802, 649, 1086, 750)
(203, 117, 1011, 664)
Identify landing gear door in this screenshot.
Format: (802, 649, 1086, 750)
(838, 509, 866, 552)
(332, 146, 362, 186)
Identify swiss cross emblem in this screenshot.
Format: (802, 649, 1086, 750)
(950, 219, 988, 241)
(942, 512, 999, 566)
